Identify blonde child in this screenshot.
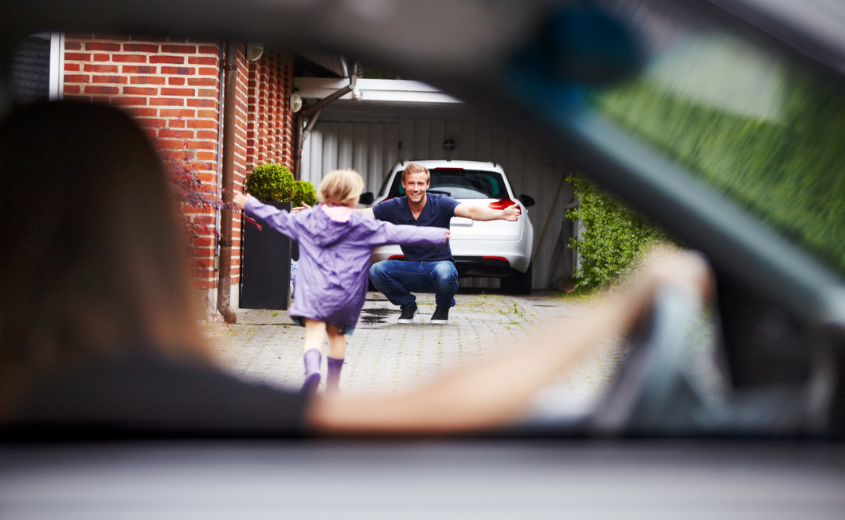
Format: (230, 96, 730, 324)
(234, 170, 449, 394)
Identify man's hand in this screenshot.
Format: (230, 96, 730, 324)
(291, 202, 311, 215)
(233, 193, 248, 210)
(503, 203, 521, 222)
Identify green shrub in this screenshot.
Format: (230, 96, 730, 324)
(566, 175, 668, 290)
(292, 180, 317, 207)
(246, 164, 296, 202)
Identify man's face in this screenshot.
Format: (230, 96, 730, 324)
(402, 172, 430, 204)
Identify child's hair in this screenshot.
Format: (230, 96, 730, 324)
(318, 169, 365, 207)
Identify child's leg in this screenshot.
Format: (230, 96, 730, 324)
(301, 319, 327, 394)
(326, 325, 346, 394)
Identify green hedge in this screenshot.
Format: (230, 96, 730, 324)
(594, 72, 845, 274)
(566, 176, 668, 290)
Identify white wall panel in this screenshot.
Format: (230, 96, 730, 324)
(302, 113, 576, 290)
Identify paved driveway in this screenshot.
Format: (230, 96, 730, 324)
(206, 291, 627, 418)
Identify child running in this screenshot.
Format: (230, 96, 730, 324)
(234, 169, 450, 395)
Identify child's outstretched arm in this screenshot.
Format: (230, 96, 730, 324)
(233, 193, 301, 241)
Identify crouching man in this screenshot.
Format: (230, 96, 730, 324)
(366, 163, 521, 324)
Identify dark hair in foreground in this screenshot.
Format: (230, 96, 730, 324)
(0, 101, 209, 416)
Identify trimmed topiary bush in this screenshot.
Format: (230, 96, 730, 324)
(292, 179, 317, 208)
(245, 163, 318, 207)
(566, 175, 668, 291)
(246, 164, 296, 203)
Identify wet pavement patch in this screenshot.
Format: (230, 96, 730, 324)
(359, 308, 400, 325)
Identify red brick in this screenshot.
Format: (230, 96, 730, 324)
(110, 96, 147, 106)
(126, 107, 158, 117)
(160, 109, 196, 118)
(188, 56, 217, 66)
(64, 52, 91, 61)
(139, 118, 166, 127)
(65, 42, 82, 51)
(162, 45, 196, 54)
(188, 77, 217, 87)
(198, 45, 220, 55)
(123, 43, 159, 53)
(198, 67, 217, 76)
(197, 110, 217, 118)
(161, 66, 194, 75)
(196, 151, 216, 161)
(64, 63, 80, 72)
(63, 85, 81, 94)
(150, 97, 185, 106)
(84, 64, 119, 73)
(168, 77, 186, 85)
(159, 129, 194, 139)
(86, 42, 121, 52)
(186, 140, 217, 151)
(131, 76, 166, 85)
(159, 139, 188, 150)
(123, 86, 158, 96)
(196, 130, 217, 140)
(93, 75, 127, 84)
(122, 65, 157, 74)
(161, 87, 195, 96)
(113, 54, 148, 63)
(187, 98, 217, 108)
(85, 85, 119, 95)
(168, 119, 186, 128)
(187, 119, 217, 129)
(150, 55, 185, 64)
(197, 88, 217, 98)
(64, 74, 90, 83)
(92, 54, 111, 62)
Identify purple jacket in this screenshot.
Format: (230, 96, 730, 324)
(245, 197, 448, 329)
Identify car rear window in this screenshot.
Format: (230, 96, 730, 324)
(387, 168, 507, 199)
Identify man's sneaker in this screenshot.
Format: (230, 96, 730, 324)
(431, 306, 449, 324)
(397, 304, 418, 324)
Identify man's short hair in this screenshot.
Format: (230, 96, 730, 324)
(402, 162, 430, 183)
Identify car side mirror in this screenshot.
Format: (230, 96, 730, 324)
(518, 194, 535, 208)
(359, 192, 375, 206)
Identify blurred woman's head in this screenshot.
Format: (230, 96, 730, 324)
(0, 101, 208, 408)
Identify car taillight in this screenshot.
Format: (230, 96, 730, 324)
(488, 198, 516, 210)
(388, 255, 405, 260)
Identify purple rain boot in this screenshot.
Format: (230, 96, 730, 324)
(326, 357, 344, 394)
(301, 349, 321, 395)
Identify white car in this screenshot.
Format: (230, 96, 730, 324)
(363, 160, 535, 294)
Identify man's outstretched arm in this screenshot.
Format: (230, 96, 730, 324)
(454, 202, 521, 222)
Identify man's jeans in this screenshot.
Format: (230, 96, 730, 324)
(369, 260, 458, 308)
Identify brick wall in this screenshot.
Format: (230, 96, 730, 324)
(62, 37, 296, 303)
(246, 50, 295, 172)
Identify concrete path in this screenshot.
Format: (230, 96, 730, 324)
(205, 291, 627, 418)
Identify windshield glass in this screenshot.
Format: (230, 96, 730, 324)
(388, 169, 507, 199)
(593, 0, 845, 275)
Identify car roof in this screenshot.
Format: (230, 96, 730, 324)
(390, 161, 506, 175)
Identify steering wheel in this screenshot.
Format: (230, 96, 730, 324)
(587, 284, 716, 436)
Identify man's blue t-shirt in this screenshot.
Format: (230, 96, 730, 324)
(372, 193, 460, 262)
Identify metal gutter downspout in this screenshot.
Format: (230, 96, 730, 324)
(216, 41, 238, 324)
(292, 61, 358, 179)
